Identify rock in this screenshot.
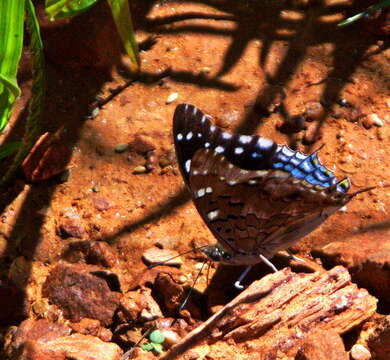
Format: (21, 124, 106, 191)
(312, 230, 390, 307)
(154, 273, 186, 316)
(0, 280, 27, 324)
(142, 247, 183, 267)
(303, 123, 323, 145)
(166, 92, 178, 104)
(63, 240, 118, 268)
(350, 344, 372, 360)
(42, 262, 120, 326)
(129, 135, 156, 155)
(133, 165, 147, 174)
(304, 101, 324, 122)
(16, 334, 122, 360)
(159, 149, 176, 168)
(295, 329, 348, 360)
(69, 318, 112, 342)
(118, 287, 163, 323)
(128, 265, 183, 290)
(58, 218, 84, 239)
(10, 319, 71, 353)
(362, 113, 384, 129)
(357, 314, 390, 360)
(21, 132, 71, 182)
(276, 115, 306, 134)
(91, 196, 112, 211)
(160, 267, 377, 360)
(145, 151, 158, 172)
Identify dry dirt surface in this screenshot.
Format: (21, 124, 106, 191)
(0, 1, 389, 360)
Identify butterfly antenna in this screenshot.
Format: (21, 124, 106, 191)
(120, 324, 156, 360)
(176, 260, 207, 316)
(148, 245, 209, 269)
(351, 186, 376, 197)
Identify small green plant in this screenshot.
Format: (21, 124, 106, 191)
(0, 0, 139, 185)
(338, 0, 390, 27)
(141, 329, 165, 354)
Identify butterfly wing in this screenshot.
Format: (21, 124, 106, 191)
(173, 104, 348, 192)
(189, 148, 351, 261)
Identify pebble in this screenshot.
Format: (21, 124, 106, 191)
(302, 123, 323, 145)
(166, 92, 178, 104)
(142, 247, 183, 267)
(350, 344, 371, 360)
(304, 101, 324, 121)
(90, 107, 100, 119)
(146, 151, 158, 172)
(133, 165, 147, 174)
(363, 113, 384, 129)
(114, 144, 129, 153)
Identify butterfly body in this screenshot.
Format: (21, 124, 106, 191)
(173, 104, 355, 267)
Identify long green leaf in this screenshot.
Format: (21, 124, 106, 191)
(107, 0, 140, 72)
(0, 142, 21, 160)
(0, 0, 46, 186)
(338, 0, 390, 26)
(0, 0, 25, 132)
(45, 0, 98, 20)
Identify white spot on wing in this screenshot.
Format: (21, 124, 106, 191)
(222, 132, 232, 139)
(215, 146, 224, 153)
(257, 137, 274, 150)
(196, 188, 206, 198)
(235, 147, 244, 154)
(197, 133, 202, 138)
(186, 131, 193, 140)
(239, 135, 252, 144)
(201, 115, 207, 123)
(185, 159, 191, 173)
(207, 210, 219, 220)
(205, 142, 210, 148)
(228, 180, 237, 185)
(205, 186, 213, 193)
(177, 133, 183, 141)
(192, 106, 197, 115)
(210, 125, 216, 132)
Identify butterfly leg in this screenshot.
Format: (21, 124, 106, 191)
(259, 254, 278, 272)
(286, 248, 305, 263)
(234, 265, 252, 290)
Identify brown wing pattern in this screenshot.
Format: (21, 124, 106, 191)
(189, 148, 351, 259)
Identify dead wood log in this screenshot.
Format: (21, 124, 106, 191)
(161, 266, 377, 360)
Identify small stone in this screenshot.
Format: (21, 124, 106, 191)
(145, 152, 158, 172)
(129, 135, 156, 155)
(142, 247, 183, 267)
(92, 196, 112, 211)
(303, 123, 323, 145)
(114, 144, 128, 153)
(63, 240, 118, 268)
(119, 95, 130, 106)
(363, 113, 384, 129)
(276, 115, 306, 134)
(91, 107, 100, 119)
(159, 149, 176, 168)
(58, 218, 84, 239)
(162, 329, 181, 348)
(304, 101, 324, 122)
(350, 344, 371, 360)
(337, 98, 349, 107)
(166, 92, 178, 104)
(133, 165, 147, 174)
(92, 186, 99, 193)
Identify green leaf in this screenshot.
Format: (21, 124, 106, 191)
(0, 0, 25, 132)
(338, 0, 390, 27)
(0, 0, 46, 186)
(45, 0, 98, 20)
(149, 330, 165, 344)
(0, 142, 21, 160)
(107, 0, 140, 72)
(141, 343, 154, 351)
(151, 343, 163, 354)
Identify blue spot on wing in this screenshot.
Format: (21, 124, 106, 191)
(272, 146, 349, 192)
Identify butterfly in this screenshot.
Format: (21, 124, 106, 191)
(173, 104, 368, 288)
